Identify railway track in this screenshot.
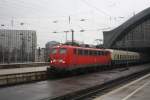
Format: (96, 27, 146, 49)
(49, 66, 150, 100)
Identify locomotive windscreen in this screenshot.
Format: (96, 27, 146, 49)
(51, 48, 57, 54)
(60, 48, 67, 54)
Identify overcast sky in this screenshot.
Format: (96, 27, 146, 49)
(0, 0, 150, 47)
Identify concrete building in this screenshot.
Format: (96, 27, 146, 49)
(0, 29, 36, 64)
(35, 48, 46, 62)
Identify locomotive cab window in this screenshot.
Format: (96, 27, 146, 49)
(60, 48, 67, 54)
(51, 48, 57, 54)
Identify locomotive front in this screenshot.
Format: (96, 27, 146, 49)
(48, 45, 69, 71)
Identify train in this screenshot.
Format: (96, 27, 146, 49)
(47, 45, 144, 73)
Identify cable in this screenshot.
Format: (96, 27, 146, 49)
(80, 0, 111, 17)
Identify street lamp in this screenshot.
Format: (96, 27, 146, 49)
(53, 31, 58, 33)
(80, 29, 85, 32)
(80, 18, 88, 22)
(53, 20, 58, 23)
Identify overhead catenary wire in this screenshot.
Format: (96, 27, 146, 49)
(80, 0, 111, 17)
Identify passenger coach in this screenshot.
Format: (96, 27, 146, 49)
(107, 49, 140, 65)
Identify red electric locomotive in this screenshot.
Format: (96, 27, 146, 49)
(47, 45, 111, 72)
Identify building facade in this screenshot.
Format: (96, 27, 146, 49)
(0, 29, 36, 63)
(35, 48, 46, 62)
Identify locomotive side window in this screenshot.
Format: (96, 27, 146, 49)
(78, 49, 83, 55)
(103, 51, 107, 56)
(101, 51, 104, 55)
(98, 51, 100, 55)
(94, 51, 97, 55)
(60, 48, 67, 54)
(84, 50, 88, 55)
(74, 49, 77, 55)
(105, 51, 109, 55)
(118, 55, 120, 60)
(89, 50, 92, 55)
(51, 48, 57, 54)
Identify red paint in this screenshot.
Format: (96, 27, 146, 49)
(49, 45, 111, 70)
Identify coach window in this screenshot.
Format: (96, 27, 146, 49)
(60, 48, 67, 54)
(129, 56, 130, 60)
(115, 55, 117, 59)
(118, 55, 120, 60)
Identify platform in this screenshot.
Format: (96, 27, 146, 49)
(0, 66, 48, 76)
(0, 64, 150, 100)
(94, 70, 150, 100)
(0, 62, 49, 69)
(0, 66, 48, 86)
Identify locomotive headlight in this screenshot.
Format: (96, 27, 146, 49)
(62, 61, 65, 63)
(53, 59, 56, 62)
(58, 59, 63, 62)
(58, 59, 65, 63)
(51, 59, 56, 63)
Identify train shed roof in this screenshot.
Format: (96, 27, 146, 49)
(103, 7, 150, 48)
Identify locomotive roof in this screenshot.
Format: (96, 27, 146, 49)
(52, 45, 108, 51)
